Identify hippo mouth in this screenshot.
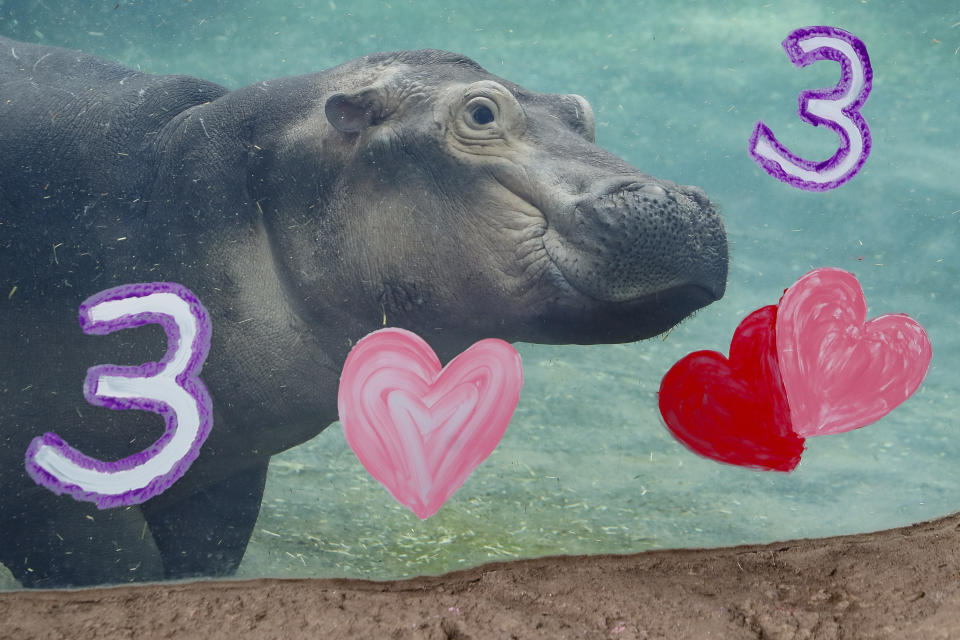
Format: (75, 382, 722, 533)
(532, 272, 722, 344)
(536, 179, 728, 342)
(565, 282, 721, 343)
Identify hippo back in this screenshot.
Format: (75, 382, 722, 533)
(0, 35, 227, 298)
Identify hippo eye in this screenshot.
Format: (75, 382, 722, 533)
(471, 105, 495, 125)
(463, 96, 499, 130)
(453, 85, 524, 143)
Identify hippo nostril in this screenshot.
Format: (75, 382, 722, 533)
(679, 184, 712, 210)
(637, 183, 667, 198)
(596, 180, 668, 199)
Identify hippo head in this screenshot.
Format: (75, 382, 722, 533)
(259, 50, 727, 362)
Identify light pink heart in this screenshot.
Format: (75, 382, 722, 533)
(338, 328, 523, 519)
(776, 267, 931, 437)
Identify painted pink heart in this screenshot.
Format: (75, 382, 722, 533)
(338, 328, 523, 519)
(776, 267, 932, 437)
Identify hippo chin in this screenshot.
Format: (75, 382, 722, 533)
(0, 37, 726, 587)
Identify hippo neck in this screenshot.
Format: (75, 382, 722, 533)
(200, 216, 354, 455)
(151, 77, 362, 455)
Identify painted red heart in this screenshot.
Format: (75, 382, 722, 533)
(338, 328, 523, 519)
(659, 305, 804, 471)
(776, 267, 932, 437)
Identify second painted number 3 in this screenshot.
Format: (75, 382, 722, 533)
(749, 26, 873, 191)
(25, 283, 214, 509)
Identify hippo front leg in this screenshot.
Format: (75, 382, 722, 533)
(0, 481, 164, 588)
(139, 457, 270, 579)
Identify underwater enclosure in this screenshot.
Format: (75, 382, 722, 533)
(0, 0, 958, 587)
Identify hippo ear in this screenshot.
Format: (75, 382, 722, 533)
(563, 94, 595, 143)
(325, 90, 380, 133)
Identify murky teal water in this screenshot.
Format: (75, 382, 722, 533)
(1, 1, 958, 584)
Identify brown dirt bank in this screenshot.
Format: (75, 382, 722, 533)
(2, 512, 959, 640)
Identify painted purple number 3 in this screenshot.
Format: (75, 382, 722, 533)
(749, 26, 873, 191)
(25, 282, 213, 508)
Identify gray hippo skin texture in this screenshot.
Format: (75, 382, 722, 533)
(0, 35, 727, 587)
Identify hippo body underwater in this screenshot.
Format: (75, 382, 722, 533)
(0, 35, 727, 587)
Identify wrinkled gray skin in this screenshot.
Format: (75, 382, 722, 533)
(0, 36, 727, 587)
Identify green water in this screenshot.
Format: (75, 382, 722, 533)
(1, 0, 958, 583)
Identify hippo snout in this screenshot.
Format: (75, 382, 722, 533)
(543, 177, 727, 327)
(672, 184, 728, 300)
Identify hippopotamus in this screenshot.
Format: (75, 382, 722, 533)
(0, 35, 727, 587)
